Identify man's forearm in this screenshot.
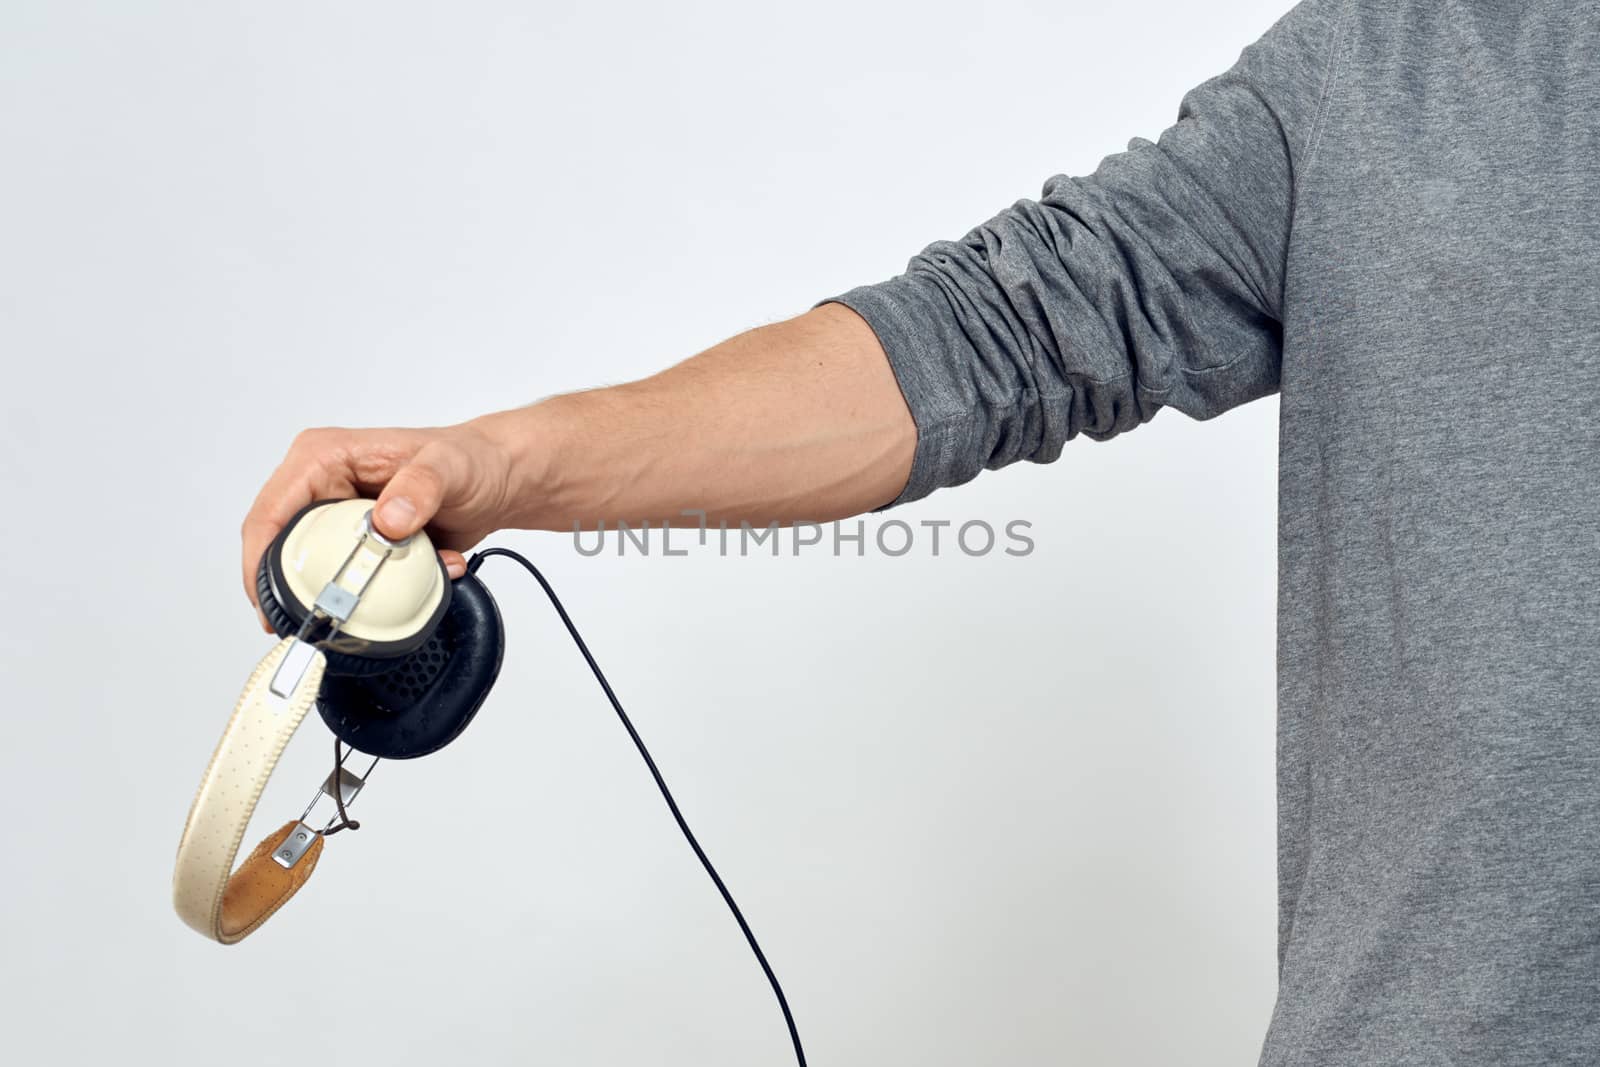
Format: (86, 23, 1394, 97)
(472, 302, 917, 532)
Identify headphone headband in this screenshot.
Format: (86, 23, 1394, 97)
(172, 638, 329, 943)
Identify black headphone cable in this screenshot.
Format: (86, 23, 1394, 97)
(467, 547, 808, 1067)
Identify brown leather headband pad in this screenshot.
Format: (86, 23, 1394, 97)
(220, 821, 326, 941)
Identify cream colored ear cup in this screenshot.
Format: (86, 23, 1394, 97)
(275, 498, 447, 647)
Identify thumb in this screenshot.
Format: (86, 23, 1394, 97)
(373, 443, 458, 540)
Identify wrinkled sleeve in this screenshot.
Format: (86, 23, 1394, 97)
(821, 0, 1349, 507)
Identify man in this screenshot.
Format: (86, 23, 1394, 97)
(241, 1, 1600, 1062)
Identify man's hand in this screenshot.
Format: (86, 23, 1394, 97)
(240, 422, 517, 632)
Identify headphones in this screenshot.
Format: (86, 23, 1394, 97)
(171, 498, 809, 1064)
(173, 498, 502, 946)
(255, 498, 505, 760)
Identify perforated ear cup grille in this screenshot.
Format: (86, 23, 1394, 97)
(317, 572, 504, 759)
(356, 629, 453, 707)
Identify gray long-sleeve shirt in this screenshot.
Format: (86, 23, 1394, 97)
(823, 2, 1600, 1062)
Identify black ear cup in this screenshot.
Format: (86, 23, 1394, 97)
(317, 572, 505, 759)
(255, 556, 299, 636)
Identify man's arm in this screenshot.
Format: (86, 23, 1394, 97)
(496, 302, 917, 531)
(242, 0, 1346, 628)
(239, 302, 913, 628)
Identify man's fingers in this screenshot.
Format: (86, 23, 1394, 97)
(372, 442, 462, 541)
(373, 494, 421, 540)
(239, 428, 407, 609)
(439, 549, 468, 580)
(240, 471, 347, 608)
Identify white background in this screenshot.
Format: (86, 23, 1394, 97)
(0, 2, 1286, 1063)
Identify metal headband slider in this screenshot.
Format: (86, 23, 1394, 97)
(273, 823, 320, 868)
(268, 638, 320, 701)
(270, 509, 409, 699)
(313, 509, 405, 624)
(271, 746, 381, 868)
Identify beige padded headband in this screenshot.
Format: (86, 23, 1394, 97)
(172, 638, 329, 943)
